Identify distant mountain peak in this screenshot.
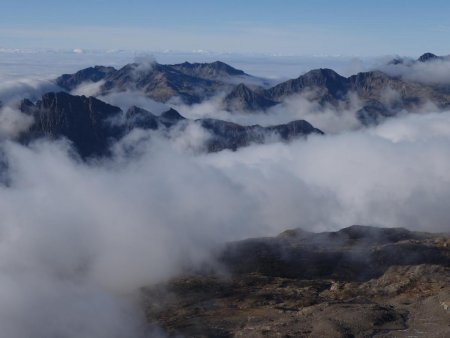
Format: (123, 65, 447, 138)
(171, 60, 247, 78)
(209, 61, 246, 75)
(387, 57, 405, 65)
(267, 68, 349, 103)
(19, 92, 123, 158)
(160, 108, 186, 121)
(126, 105, 154, 117)
(56, 66, 116, 91)
(232, 83, 254, 95)
(125, 106, 159, 130)
(301, 68, 342, 79)
(418, 52, 440, 62)
(224, 83, 278, 111)
(17, 92, 321, 157)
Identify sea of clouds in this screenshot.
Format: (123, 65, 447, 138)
(0, 49, 449, 337)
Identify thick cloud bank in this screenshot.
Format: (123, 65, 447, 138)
(0, 109, 450, 336)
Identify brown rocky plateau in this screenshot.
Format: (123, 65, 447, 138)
(142, 225, 450, 337)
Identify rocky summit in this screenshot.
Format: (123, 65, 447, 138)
(143, 225, 450, 338)
(417, 52, 442, 63)
(19, 92, 123, 157)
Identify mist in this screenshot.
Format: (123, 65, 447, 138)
(1, 50, 450, 337)
(1, 105, 450, 336)
(377, 56, 450, 84)
(172, 91, 364, 133)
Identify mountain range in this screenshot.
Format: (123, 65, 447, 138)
(55, 53, 450, 126)
(3, 54, 450, 337)
(56, 60, 256, 105)
(17, 92, 322, 158)
(6, 52, 450, 158)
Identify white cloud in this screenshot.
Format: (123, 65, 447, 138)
(1, 52, 450, 337)
(0, 106, 34, 139)
(99, 91, 169, 114)
(0, 78, 60, 105)
(71, 80, 105, 97)
(172, 91, 363, 134)
(378, 57, 450, 84)
(0, 108, 450, 337)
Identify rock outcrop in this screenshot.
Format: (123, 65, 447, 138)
(143, 225, 450, 337)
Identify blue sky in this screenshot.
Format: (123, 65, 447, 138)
(1, 0, 449, 56)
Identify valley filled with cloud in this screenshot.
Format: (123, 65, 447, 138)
(0, 49, 449, 337)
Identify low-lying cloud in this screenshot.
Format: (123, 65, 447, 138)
(0, 106, 34, 140)
(0, 78, 60, 105)
(378, 57, 450, 84)
(1, 51, 450, 337)
(172, 91, 363, 134)
(1, 109, 450, 336)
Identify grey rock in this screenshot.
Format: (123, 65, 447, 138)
(56, 66, 116, 91)
(223, 83, 278, 111)
(19, 92, 123, 158)
(171, 60, 246, 79)
(19, 92, 322, 158)
(418, 52, 441, 63)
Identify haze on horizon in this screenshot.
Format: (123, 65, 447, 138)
(1, 0, 450, 57)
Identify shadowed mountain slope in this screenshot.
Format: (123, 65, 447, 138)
(18, 92, 322, 157)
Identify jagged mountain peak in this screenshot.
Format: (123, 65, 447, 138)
(267, 68, 350, 102)
(38, 91, 120, 113)
(171, 60, 247, 79)
(295, 68, 349, 91)
(179, 60, 245, 74)
(125, 106, 159, 131)
(231, 83, 255, 96)
(387, 56, 405, 65)
(17, 92, 321, 157)
(418, 52, 440, 62)
(300, 68, 344, 80)
(160, 108, 186, 121)
(52, 53, 450, 123)
(19, 92, 123, 158)
(208, 60, 246, 75)
(349, 70, 393, 83)
(126, 105, 154, 117)
(56, 66, 116, 91)
(224, 83, 278, 112)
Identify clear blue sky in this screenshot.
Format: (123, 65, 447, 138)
(1, 0, 449, 56)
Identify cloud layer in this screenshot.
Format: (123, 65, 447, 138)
(1, 52, 450, 337)
(1, 108, 450, 336)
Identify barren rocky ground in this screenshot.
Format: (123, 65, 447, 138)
(142, 226, 450, 337)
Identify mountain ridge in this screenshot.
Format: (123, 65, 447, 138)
(18, 92, 323, 157)
(54, 55, 450, 124)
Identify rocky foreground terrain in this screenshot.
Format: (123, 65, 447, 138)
(142, 226, 449, 337)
